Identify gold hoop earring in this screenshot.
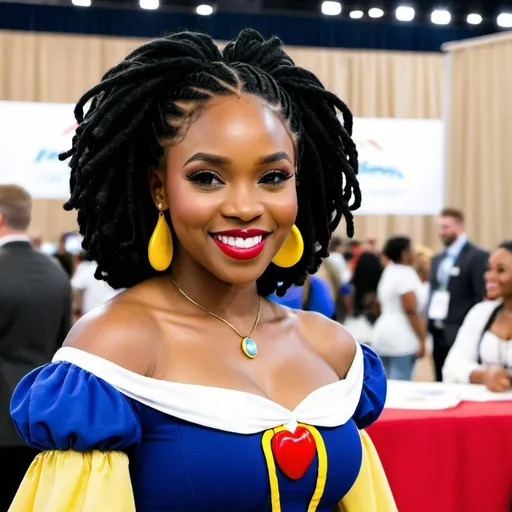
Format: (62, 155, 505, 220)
(148, 203, 173, 271)
(272, 225, 304, 268)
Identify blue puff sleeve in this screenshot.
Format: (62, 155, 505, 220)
(11, 362, 142, 452)
(353, 344, 387, 429)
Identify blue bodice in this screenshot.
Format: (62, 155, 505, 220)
(11, 344, 386, 512)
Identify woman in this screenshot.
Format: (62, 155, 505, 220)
(443, 242, 512, 392)
(9, 30, 394, 511)
(350, 250, 383, 324)
(373, 236, 426, 380)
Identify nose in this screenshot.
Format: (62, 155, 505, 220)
(220, 183, 265, 222)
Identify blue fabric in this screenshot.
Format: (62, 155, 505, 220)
(10, 345, 386, 511)
(340, 283, 352, 296)
(0, 2, 490, 52)
(10, 362, 142, 452)
(268, 276, 335, 318)
(380, 355, 416, 381)
(353, 344, 387, 429)
(307, 276, 336, 318)
(268, 285, 304, 310)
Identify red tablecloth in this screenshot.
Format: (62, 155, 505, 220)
(367, 401, 512, 512)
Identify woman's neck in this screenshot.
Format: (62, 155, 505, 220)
(501, 296, 512, 313)
(168, 254, 260, 322)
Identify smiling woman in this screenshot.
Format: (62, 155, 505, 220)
(8, 29, 395, 512)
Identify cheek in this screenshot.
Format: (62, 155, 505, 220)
(501, 275, 512, 287)
(166, 179, 214, 234)
(267, 189, 298, 228)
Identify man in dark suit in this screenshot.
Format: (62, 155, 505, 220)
(0, 185, 72, 510)
(428, 208, 489, 381)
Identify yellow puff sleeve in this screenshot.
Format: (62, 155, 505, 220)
(337, 430, 397, 512)
(9, 451, 136, 512)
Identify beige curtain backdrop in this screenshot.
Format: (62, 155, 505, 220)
(0, 30, 443, 247)
(443, 32, 512, 249)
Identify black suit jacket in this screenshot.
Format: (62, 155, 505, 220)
(428, 241, 489, 348)
(0, 241, 72, 446)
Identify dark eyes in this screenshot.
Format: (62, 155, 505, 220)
(259, 171, 293, 185)
(187, 170, 222, 186)
(186, 170, 293, 187)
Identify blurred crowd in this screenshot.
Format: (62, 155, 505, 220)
(270, 207, 511, 390)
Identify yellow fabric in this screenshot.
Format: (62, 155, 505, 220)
(262, 428, 282, 512)
(337, 430, 398, 512)
(8, 450, 136, 512)
(9, 430, 395, 511)
(303, 425, 327, 512)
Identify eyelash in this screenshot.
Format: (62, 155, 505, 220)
(186, 170, 294, 187)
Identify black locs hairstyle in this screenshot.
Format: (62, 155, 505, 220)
(60, 29, 361, 295)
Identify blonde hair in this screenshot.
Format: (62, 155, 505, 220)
(414, 244, 433, 275)
(0, 185, 32, 230)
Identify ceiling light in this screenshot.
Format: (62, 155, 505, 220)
(467, 13, 482, 25)
(497, 12, 512, 28)
(431, 9, 451, 25)
(368, 7, 384, 18)
(396, 6, 415, 21)
(321, 1, 342, 16)
(140, 0, 159, 10)
(350, 10, 364, 19)
(196, 4, 213, 15)
(71, 0, 91, 6)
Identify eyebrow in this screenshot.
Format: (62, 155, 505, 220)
(182, 151, 292, 167)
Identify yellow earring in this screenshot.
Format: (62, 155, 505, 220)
(148, 204, 173, 271)
(272, 225, 304, 268)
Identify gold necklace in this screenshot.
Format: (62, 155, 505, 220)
(170, 276, 261, 359)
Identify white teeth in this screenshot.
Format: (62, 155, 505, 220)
(214, 235, 263, 249)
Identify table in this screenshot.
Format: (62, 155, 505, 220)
(367, 393, 512, 512)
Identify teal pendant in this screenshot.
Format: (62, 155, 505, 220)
(241, 337, 258, 359)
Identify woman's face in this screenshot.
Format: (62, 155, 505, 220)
(401, 245, 414, 266)
(485, 248, 512, 300)
(150, 94, 297, 286)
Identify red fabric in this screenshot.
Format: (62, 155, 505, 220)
(367, 402, 512, 512)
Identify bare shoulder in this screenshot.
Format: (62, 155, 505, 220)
(63, 292, 160, 377)
(296, 310, 356, 379)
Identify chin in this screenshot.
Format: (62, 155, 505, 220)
(210, 263, 268, 288)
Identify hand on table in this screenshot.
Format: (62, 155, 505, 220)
(482, 366, 512, 393)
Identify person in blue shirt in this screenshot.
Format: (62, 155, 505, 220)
(268, 275, 336, 318)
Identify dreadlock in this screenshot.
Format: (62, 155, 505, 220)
(61, 29, 361, 296)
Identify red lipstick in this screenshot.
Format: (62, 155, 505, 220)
(210, 229, 270, 261)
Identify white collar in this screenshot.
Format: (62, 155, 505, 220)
(0, 234, 31, 248)
(53, 342, 364, 435)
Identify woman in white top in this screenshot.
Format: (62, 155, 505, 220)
(373, 236, 426, 380)
(443, 241, 512, 392)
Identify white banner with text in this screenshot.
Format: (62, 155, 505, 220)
(0, 101, 444, 214)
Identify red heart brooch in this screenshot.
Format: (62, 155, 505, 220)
(271, 426, 317, 480)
